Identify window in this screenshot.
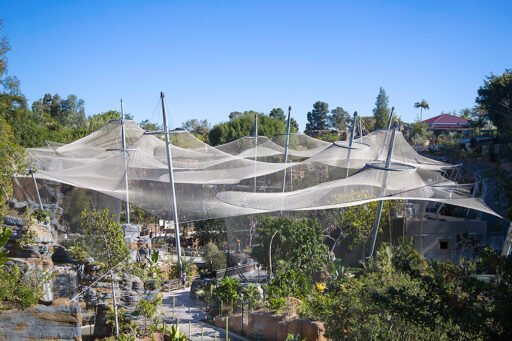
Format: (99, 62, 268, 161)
(439, 240, 449, 250)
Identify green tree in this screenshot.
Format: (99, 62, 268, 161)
(79, 209, 129, 269)
(203, 242, 227, 271)
(139, 119, 161, 131)
(476, 69, 512, 139)
(459, 107, 473, 120)
(193, 218, 226, 246)
(181, 118, 210, 142)
(86, 110, 121, 132)
(269, 107, 285, 121)
(305, 101, 329, 132)
(373, 87, 390, 129)
(328, 106, 350, 132)
(413, 99, 430, 121)
(0, 20, 9, 77)
(269, 107, 299, 131)
(252, 216, 327, 276)
(209, 111, 298, 145)
(0, 115, 25, 210)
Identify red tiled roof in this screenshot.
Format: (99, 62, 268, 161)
(422, 114, 469, 125)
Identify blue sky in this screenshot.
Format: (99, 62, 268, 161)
(1, 0, 511, 130)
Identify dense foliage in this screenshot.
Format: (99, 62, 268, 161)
(252, 216, 327, 276)
(0, 226, 48, 310)
(209, 111, 299, 145)
(476, 69, 512, 140)
(303, 241, 512, 340)
(79, 209, 130, 269)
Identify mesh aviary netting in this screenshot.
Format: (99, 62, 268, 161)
(25, 120, 499, 221)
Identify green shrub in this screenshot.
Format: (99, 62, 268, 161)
(32, 209, 49, 223)
(67, 245, 89, 263)
(16, 228, 37, 248)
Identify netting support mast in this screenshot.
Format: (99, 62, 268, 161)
(282, 106, 292, 192)
(369, 123, 398, 258)
(380, 107, 395, 158)
(120, 99, 130, 224)
(359, 115, 363, 143)
(27, 169, 43, 210)
(349, 111, 358, 148)
(160, 91, 183, 275)
(254, 112, 258, 192)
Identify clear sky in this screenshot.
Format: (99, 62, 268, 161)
(1, 0, 511, 130)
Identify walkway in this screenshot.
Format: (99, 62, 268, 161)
(159, 288, 248, 341)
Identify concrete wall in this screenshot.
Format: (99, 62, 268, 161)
(407, 219, 487, 261)
(215, 312, 327, 341)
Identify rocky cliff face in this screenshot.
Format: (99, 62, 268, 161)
(0, 298, 82, 341)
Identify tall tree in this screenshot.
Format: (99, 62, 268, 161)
(414, 99, 430, 121)
(252, 216, 327, 276)
(476, 69, 512, 139)
(373, 87, 390, 129)
(269, 107, 299, 132)
(305, 101, 329, 132)
(328, 106, 350, 131)
(269, 108, 285, 121)
(0, 20, 9, 78)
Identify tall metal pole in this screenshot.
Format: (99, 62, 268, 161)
(282, 106, 292, 192)
(380, 107, 395, 159)
(386, 106, 395, 130)
(359, 115, 363, 143)
(349, 112, 358, 148)
(368, 123, 398, 258)
(120, 99, 130, 224)
(28, 169, 44, 210)
(160, 92, 183, 274)
(345, 112, 358, 178)
(253, 112, 258, 192)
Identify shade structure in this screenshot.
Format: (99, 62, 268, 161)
(24, 120, 499, 222)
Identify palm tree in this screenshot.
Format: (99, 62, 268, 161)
(414, 99, 430, 121)
(459, 108, 473, 120)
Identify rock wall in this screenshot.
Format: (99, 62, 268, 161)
(0, 298, 82, 341)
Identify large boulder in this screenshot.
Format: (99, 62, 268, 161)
(5, 242, 41, 259)
(0, 298, 82, 341)
(52, 245, 77, 264)
(3, 215, 25, 227)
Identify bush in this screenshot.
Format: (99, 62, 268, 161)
(0, 265, 49, 310)
(16, 227, 37, 248)
(213, 277, 240, 304)
(32, 209, 49, 223)
(67, 245, 89, 263)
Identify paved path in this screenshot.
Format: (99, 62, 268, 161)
(159, 288, 248, 341)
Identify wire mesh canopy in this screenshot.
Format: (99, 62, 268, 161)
(25, 120, 499, 222)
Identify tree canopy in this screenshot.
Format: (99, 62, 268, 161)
(328, 106, 351, 132)
(305, 101, 330, 132)
(476, 69, 512, 139)
(373, 87, 390, 129)
(209, 111, 298, 145)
